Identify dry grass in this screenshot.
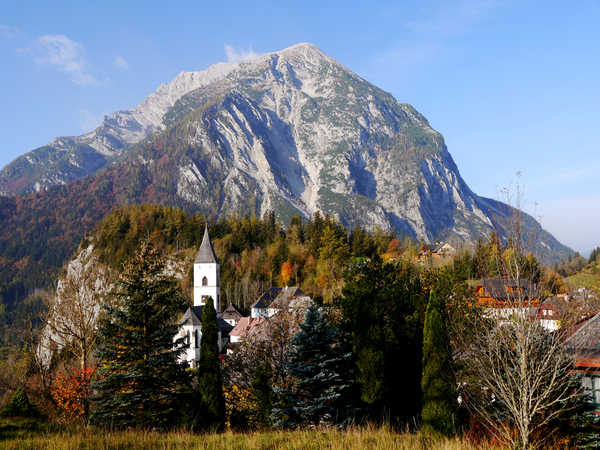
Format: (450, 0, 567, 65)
(0, 425, 500, 450)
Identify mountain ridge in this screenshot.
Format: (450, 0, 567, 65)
(0, 42, 573, 266)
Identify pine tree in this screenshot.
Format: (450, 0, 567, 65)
(196, 296, 225, 430)
(0, 388, 40, 418)
(91, 240, 189, 429)
(338, 257, 425, 421)
(271, 304, 354, 428)
(421, 290, 457, 436)
(252, 362, 273, 427)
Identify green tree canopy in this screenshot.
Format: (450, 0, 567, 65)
(91, 240, 189, 429)
(421, 290, 457, 436)
(196, 296, 225, 430)
(271, 304, 354, 428)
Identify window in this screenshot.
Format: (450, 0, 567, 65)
(195, 329, 200, 348)
(583, 376, 600, 404)
(202, 276, 208, 286)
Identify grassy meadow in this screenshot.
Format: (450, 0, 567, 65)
(565, 260, 600, 292)
(0, 421, 497, 450)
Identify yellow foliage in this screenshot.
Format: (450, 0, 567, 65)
(223, 385, 260, 430)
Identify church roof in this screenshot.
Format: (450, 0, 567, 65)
(179, 306, 234, 334)
(180, 306, 203, 326)
(195, 226, 218, 264)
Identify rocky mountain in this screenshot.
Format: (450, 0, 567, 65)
(0, 43, 572, 267)
(0, 62, 240, 196)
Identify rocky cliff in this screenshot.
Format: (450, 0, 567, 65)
(0, 43, 572, 263)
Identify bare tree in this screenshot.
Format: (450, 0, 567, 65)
(457, 248, 584, 448)
(41, 247, 111, 371)
(223, 308, 305, 389)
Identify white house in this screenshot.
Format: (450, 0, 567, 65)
(250, 286, 312, 319)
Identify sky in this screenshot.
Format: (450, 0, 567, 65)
(1, 0, 599, 254)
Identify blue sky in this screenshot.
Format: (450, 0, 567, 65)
(1, 0, 599, 254)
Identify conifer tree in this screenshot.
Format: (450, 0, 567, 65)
(271, 304, 354, 428)
(91, 240, 189, 429)
(196, 296, 225, 430)
(0, 388, 40, 418)
(252, 362, 273, 427)
(421, 290, 457, 436)
(338, 257, 425, 421)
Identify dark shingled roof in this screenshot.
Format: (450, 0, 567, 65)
(222, 303, 242, 321)
(480, 278, 540, 301)
(251, 286, 309, 309)
(252, 288, 282, 309)
(179, 305, 234, 335)
(195, 226, 218, 264)
(565, 311, 600, 352)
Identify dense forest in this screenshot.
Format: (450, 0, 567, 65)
(0, 202, 569, 353)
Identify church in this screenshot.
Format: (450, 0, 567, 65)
(177, 225, 313, 367)
(177, 226, 238, 367)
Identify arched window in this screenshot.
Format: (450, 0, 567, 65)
(202, 276, 208, 286)
(195, 329, 200, 348)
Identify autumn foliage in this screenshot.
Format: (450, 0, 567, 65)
(223, 385, 260, 430)
(280, 261, 293, 286)
(50, 367, 96, 422)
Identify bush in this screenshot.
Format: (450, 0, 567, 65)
(0, 388, 40, 418)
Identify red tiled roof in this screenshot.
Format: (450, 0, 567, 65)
(230, 317, 264, 338)
(574, 356, 600, 369)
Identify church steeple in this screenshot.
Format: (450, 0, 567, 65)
(193, 225, 220, 313)
(195, 225, 218, 264)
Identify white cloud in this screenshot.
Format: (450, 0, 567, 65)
(0, 25, 19, 39)
(224, 44, 261, 63)
(79, 109, 105, 132)
(32, 34, 96, 86)
(114, 55, 129, 70)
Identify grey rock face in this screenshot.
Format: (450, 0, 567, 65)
(0, 43, 572, 262)
(0, 62, 240, 196)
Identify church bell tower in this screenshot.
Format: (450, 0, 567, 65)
(193, 225, 220, 315)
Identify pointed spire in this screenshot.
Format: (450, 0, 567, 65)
(195, 224, 218, 264)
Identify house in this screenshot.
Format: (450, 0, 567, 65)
(250, 286, 312, 319)
(417, 242, 457, 265)
(475, 277, 541, 319)
(564, 311, 600, 409)
(227, 286, 314, 348)
(537, 295, 569, 331)
(177, 226, 236, 367)
(229, 316, 265, 344)
(222, 302, 242, 327)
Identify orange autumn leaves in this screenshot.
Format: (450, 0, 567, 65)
(50, 367, 96, 422)
(281, 261, 293, 287)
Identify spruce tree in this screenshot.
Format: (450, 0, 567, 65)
(91, 240, 189, 429)
(252, 362, 273, 427)
(271, 304, 354, 428)
(196, 296, 225, 430)
(421, 290, 457, 436)
(0, 388, 40, 418)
